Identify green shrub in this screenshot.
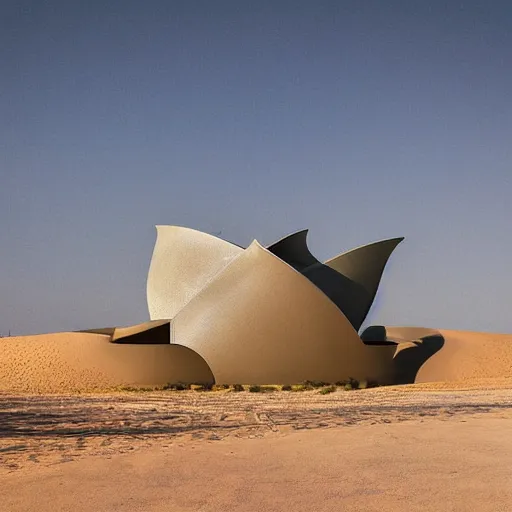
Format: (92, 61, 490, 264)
(291, 383, 313, 392)
(303, 380, 328, 388)
(248, 385, 279, 393)
(192, 382, 213, 391)
(281, 384, 292, 391)
(212, 384, 230, 391)
(232, 384, 245, 392)
(163, 382, 187, 391)
(341, 377, 359, 391)
(319, 385, 336, 395)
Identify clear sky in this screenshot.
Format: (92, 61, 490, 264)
(1, 0, 511, 336)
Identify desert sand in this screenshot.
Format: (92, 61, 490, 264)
(0, 332, 213, 393)
(1, 328, 512, 392)
(2, 328, 512, 510)
(1, 385, 512, 511)
(384, 327, 512, 382)
(418, 329, 512, 381)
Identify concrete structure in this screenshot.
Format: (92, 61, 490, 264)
(171, 240, 395, 384)
(147, 226, 243, 321)
(1, 226, 408, 390)
(266, 232, 404, 330)
(145, 226, 402, 384)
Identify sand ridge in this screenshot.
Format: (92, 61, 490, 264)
(382, 327, 512, 382)
(1, 327, 512, 392)
(0, 332, 213, 393)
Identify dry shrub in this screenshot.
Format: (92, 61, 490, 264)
(303, 380, 328, 388)
(291, 383, 313, 392)
(249, 385, 278, 393)
(212, 384, 230, 391)
(319, 385, 336, 395)
(163, 382, 187, 391)
(191, 382, 213, 391)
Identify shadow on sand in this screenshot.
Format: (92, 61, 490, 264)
(361, 326, 445, 384)
(392, 335, 445, 384)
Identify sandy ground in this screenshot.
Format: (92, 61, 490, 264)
(3, 328, 512, 393)
(384, 327, 512, 383)
(2, 384, 512, 511)
(418, 328, 512, 381)
(0, 333, 214, 392)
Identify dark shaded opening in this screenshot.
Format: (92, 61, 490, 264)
(113, 323, 171, 344)
(360, 325, 397, 345)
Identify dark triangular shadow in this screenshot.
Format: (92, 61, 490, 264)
(267, 232, 404, 331)
(360, 325, 445, 384)
(393, 335, 445, 384)
(77, 321, 171, 344)
(267, 229, 319, 271)
(301, 263, 370, 329)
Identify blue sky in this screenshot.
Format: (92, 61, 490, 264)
(1, 0, 511, 335)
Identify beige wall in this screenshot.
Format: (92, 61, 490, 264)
(173, 241, 395, 384)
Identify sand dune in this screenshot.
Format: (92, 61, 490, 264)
(417, 329, 512, 382)
(379, 326, 512, 383)
(2, 325, 511, 393)
(0, 332, 213, 393)
(384, 326, 442, 342)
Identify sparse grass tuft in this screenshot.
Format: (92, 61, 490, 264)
(212, 384, 230, 391)
(248, 385, 278, 393)
(191, 383, 214, 391)
(113, 380, 379, 394)
(318, 385, 336, 395)
(163, 382, 187, 391)
(291, 383, 313, 392)
(119, 386, 155, 392)
(303, 380, 328, 388)
(342, 378, 359, 391)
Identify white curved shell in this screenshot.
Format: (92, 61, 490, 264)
(147, 226, 243, 320)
